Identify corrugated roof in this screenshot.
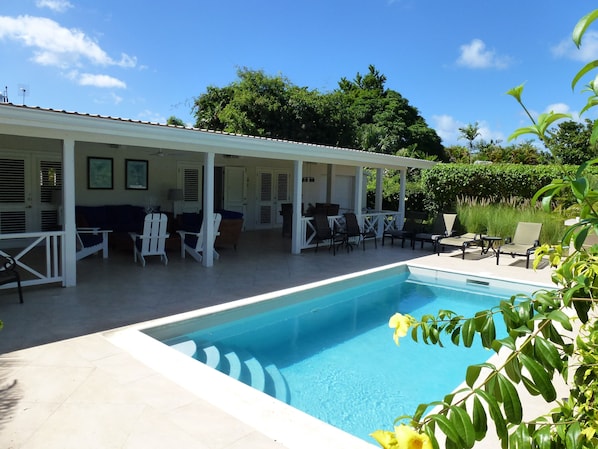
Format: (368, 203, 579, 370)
(0, 103, 436, 169)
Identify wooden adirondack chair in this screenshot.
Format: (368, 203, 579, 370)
(177, 213, 222, 262)
(129, 213, 169, 267)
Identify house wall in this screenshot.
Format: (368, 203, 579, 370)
(0, 136, 365, 233)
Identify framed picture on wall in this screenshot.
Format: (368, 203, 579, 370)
(125, 159, 148, 190)
(87, 157, 113, 189)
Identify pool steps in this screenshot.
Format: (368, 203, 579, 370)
(171, 339, 290, 403)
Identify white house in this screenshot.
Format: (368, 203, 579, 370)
(0, 103, 435, 287)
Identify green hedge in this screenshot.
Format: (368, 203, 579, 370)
(421, 163, 586, 212)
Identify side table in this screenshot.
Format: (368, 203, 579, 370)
(481, 236, 502, 255)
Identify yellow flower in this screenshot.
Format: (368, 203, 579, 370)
(394, 425, 432, 449)
(370, 429, 398, 448)
(388, 313, 414, 345)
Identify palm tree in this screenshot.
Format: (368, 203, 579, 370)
(458, 122, 481, 163)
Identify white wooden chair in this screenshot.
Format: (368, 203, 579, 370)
(76, 228, 112, 261)
(129, 213, 169, 267)
(177, 213, 222, 262)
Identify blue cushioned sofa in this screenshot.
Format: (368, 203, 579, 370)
(75, 204, 152, 250)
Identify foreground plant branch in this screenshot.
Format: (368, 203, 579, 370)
(372, 9, 598, 449)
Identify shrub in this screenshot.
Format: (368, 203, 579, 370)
(421, 163, 587, 213)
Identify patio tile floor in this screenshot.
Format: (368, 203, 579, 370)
(0, 230, 556, 449)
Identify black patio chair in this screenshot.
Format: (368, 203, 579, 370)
(0, 255, 23, 303)
(343, 213, 377, 250)
(312, 213, 344, 255)
(383, 211, 427, 248)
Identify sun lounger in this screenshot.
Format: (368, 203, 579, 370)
(437, 232, 481, 259)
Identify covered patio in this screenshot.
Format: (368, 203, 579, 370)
(0, 103, 434, 291)
(0, 229, 556, 449)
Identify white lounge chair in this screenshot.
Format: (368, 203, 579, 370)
(129, 213, 169, 267)
(177, 213, 222, 262)
(76, 227, 112, 261)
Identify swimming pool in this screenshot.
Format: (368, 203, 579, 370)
(119, 263, 544, 447)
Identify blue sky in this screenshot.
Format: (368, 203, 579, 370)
(1, 0, 597, 147)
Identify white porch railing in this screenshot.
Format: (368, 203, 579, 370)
(0, 231, 64, 289)
(300, 211, 401, 250)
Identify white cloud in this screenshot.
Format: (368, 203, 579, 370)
(456, 38, 511, 69)
(552, 31, 598, 62)
(78, 73, 126, 89)
(0, 16, 136, 70)
(36, 0, 73, 12)
(477, 122, 505, 144)
(545, 103, 571, 115)
(431, 114, 461, 144)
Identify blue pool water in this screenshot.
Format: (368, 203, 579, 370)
(155, 268, 536, 443)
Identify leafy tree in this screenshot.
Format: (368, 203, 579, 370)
(373, 9, 598, 449)
(476, 140, 550, 165)
(445, 145, 470, 163)
(166, 115, 186, 127)
(191, 65, 445, 159)
(340, 66, 445, 160)
(545, 119, 598, 165)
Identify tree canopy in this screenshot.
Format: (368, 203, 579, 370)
(192, 65, 445, 160)
(545, 119, 598, 165)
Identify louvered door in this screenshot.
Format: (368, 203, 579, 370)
(0, 157, 28, 233)
(256, 168, 290, 228)
(0, 156, 63, 233)
(177, 163, 202, 214)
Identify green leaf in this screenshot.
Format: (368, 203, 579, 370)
(509, 423, 532, 449)
(546, 310, 573, 331)
(496, 373, 523, 424)
(462, 318, 475, 347)
(565, 421, 581, 449)
(424, 426, 441, 449)
(466, 363, 496, 388)
(466, 364, 481, 388)
(521, 375, 542, 397)
(572, 59, 598, 90)
(508, 126, 540, 142)
(475, 388, 508, 443)
(504, 357, 522, 383)
(451, 326, 461, 345)
(449, 405, 476, 448)
(413, 403, 431, 422)
(534, 335, 564, 371)
(591, 121, 598, 145)
(533, 424, 552, 449)
(472, 396, 487, 441)
(571, 177, 589, 199)
(536, 112, 572, 136)
(480, 314, 496, 349)
(573, 9, 598, 48)
(506, 84, 525, 103)
(494, 336, 516, 351)
(429, 413, 461, 445)
(520, 354, 557, 402)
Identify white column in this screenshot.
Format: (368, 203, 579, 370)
(398, 168, 407, 223)
(291, 160, 303, 254)
(354, 166, 363, 213)
(62, 138, 77, 287)
(203, 152, 215, 267)
(375, 168, 383, 211)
